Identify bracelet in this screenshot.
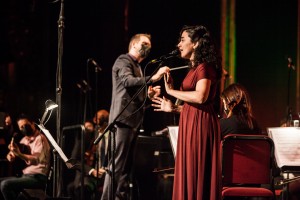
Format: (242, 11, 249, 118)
(171, 105, 178, 113)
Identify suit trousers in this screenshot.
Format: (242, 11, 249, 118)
(101, 125, 138, 200)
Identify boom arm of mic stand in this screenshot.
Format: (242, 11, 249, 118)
(276, 175, 300, 185)
(93, 61, 164, 145)
(94, 122, 116, 145)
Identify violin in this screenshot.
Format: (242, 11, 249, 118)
(85, 144, 97, 167)
(84, 123, 107, 167)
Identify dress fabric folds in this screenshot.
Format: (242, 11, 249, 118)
(172, 63, 221, 200)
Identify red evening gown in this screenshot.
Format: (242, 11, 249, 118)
(172, 63, 221, 200)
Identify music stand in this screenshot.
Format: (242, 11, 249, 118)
(167, 126, 179, 158)
(62, 124, 86, 200)
(267, 127, 300, 171)
(268, 127, 300, 200)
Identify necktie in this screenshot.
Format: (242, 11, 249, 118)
(99, 133, 106, 167)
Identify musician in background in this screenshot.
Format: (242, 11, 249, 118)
(0, 113, 13, 177)
(220, 83, 261, 138)
(93, 109, 110, 168)
(0, 113, 16, 139)
(0, 113, 25, 178)
(67, 109, 109, 200)
(0, 114, 51, 200)
(0, 113, 14, 161)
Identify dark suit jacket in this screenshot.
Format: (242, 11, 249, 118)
(109, 53, 150, 129)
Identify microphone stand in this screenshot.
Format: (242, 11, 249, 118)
(95, 65, 101, 190)
(286, 61, 294, 126)
(93, 57, 168, 200)
(277, 175, 300, 185)
(83, 86, 88, 124)
(95, 61, 100, 114)
(55, 0, 64, 197)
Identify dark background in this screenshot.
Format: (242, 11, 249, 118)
(0, 0, 298, 134)
(0, 0, 298, 133)
(0, 0, 298, 198)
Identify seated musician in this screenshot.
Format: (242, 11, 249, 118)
(67, 109, 109, 200)
(0, 114, 51, 200)
(220, 83, 262, 138)
(0, 113, 14, 177)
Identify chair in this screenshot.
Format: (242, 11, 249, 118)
(221, 134, 276, 199)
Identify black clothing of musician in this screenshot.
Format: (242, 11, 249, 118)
(67, 118, 107, 200)
(220, 83, 262, 138)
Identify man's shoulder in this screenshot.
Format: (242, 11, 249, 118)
(113, 54, 135, 69)
(116, 53, 130, 61)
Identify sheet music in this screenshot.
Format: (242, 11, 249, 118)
(167, 126, 179, 157)
(38, 124, 68, 162)
(268, 127, 300, 169)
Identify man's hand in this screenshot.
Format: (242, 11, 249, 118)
(91, 168, 107, 178)
(148, 85, 161, 100)
(151, 66, 170, 83)
(9, 142, 21, 157)
(7, 151, 16, 162)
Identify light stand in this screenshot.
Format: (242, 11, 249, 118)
(55, 0, 65, 197)
(39, 99, 58, 197)
(39, 100, 82, 199)
(40, 100, 58, 125)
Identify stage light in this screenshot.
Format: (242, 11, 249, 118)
(45, 99, 58, 111)
(40, 99, 58, 125)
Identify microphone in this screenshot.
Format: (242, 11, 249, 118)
(150, 49, 180, 63)
(77, 80, 91, 93)
(287, 57, 295, 70)
(88, 58, 102, 72)
(82, 80, 92, 91)
(151, 127, 168, 136)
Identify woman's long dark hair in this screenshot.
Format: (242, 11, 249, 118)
(221, 83, 255, 129)
(180, 25, 222, 80)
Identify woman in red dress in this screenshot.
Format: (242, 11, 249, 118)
(152, 25, 222, 200)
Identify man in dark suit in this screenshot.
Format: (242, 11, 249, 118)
(101, 33, 169, 200)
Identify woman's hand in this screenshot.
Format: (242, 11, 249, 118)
(148, 85, 161, 100)
(164, 72, 174, 94)
(151, 96, 173, 112)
